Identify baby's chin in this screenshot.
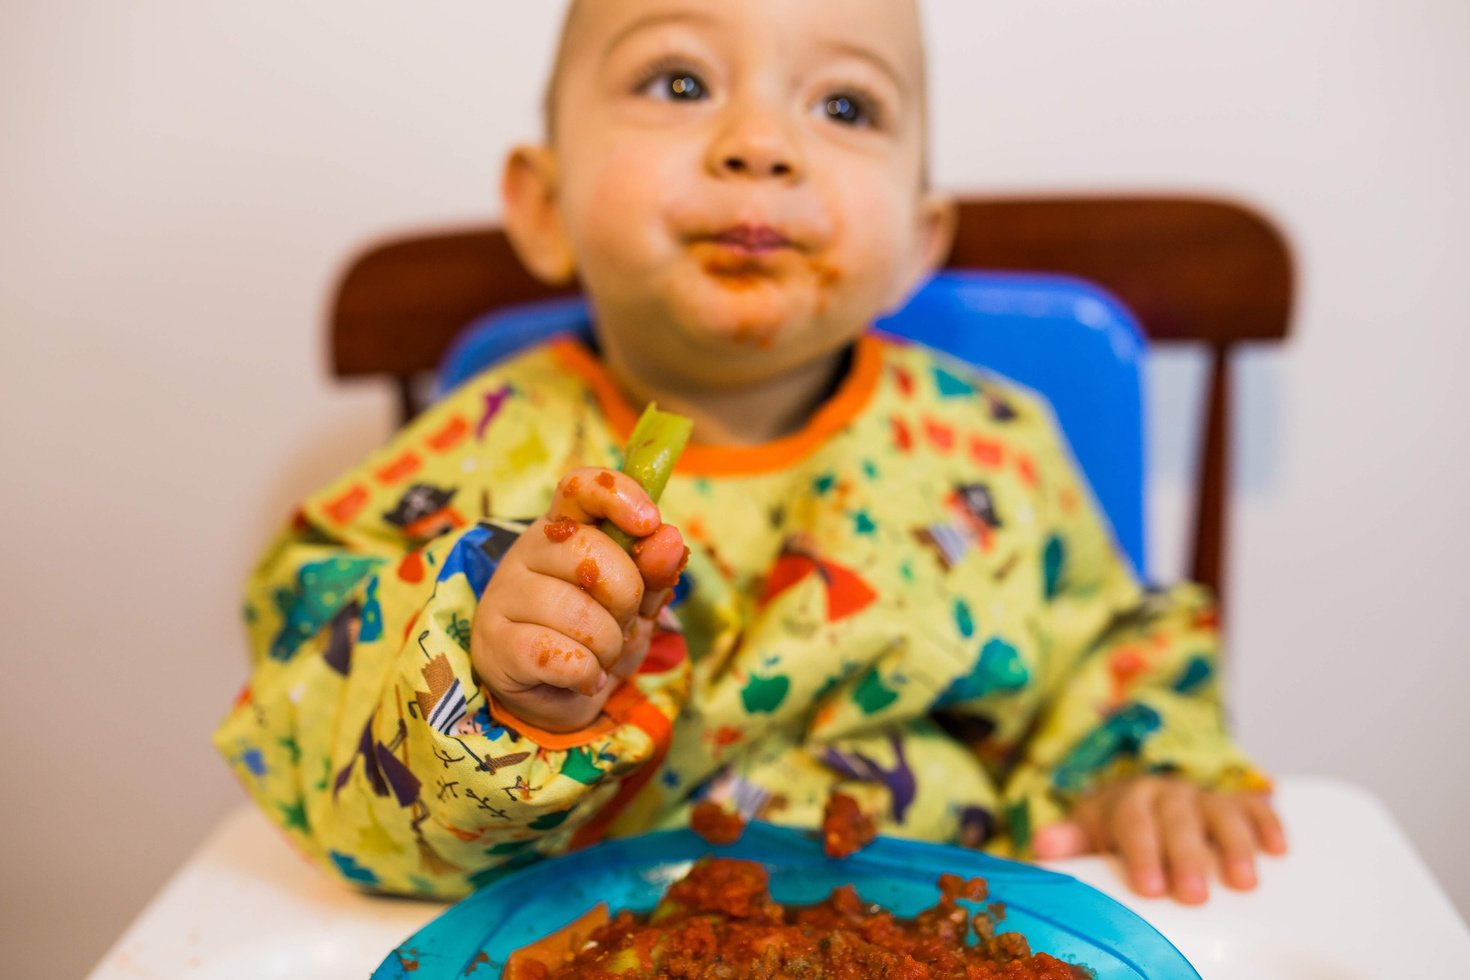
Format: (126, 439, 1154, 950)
(663, 270, 844, 356)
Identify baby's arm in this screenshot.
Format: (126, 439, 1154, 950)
(215, 384, 691, 898)
(473, 467, 686, 733)
(988, 394, 1284, 904)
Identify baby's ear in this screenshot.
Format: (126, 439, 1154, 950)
(501, 145, 577, 285)
(912, 192, 958, 284)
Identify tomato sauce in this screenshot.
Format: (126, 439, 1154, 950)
(513, 857, 1088, 979)
(821, 792, 876, 860)
(689, 800, 746, 846)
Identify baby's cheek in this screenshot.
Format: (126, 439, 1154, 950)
(571, 149, 682, 273)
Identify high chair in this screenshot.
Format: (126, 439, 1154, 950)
(328, 196, 1292, 607)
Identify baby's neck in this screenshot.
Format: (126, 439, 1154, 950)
(600, 344, 851, 447)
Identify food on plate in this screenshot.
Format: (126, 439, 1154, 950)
(820, 791, 877, 860)
(502, 857, 1088, 978)
(690, 800, 747, 846)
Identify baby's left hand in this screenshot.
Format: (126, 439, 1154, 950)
(1031, 775, 1287, 904)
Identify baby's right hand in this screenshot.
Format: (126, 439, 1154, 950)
(472, 468, 686, 733)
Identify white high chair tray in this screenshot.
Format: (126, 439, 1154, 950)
(90, 776, 1470, 979)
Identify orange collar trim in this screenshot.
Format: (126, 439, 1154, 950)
(550, 334, 885, 478)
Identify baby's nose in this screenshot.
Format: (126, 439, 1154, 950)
(706, 107, 805, 181)
(720, 153, 794, 179)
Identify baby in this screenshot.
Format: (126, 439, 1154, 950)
(217, 0, 1285, 907)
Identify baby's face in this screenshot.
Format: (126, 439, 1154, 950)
(518, 0, 948, 388)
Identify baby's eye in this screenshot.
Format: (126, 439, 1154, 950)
(638, 69, 708, 102)
(817, 91, 877, 128)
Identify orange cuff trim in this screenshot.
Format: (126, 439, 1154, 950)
(483, 681, 667, 752)
(550, 334, 885, 477)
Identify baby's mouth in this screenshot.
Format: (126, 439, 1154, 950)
(696, 224, 797, 256)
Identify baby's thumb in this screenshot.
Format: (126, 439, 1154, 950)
(1031, 821, 1094, 859)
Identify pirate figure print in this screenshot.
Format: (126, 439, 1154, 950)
(914, 482, 1003, 571)
(384, 483, 465, 543)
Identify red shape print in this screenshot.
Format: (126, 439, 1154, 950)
(640, 631, 689, 674)
(968, 436, 1004, 468)
(324, 484, 369, 525)
(891, 417, 913, 453)
(821, 562, 877, 621)
(893, 366, 915, 398)
(398, 549, 425, 583)
(1016, 453, 1038, 488)
(923, 418, 956, 452)
(374, 450, 423, 486)
(707, 725, 744, 749)
(759, 553, 819, 609)
(426, 415, 469, 453)
(1108, 646, 1149, 699)
(758, 552, 876, 623)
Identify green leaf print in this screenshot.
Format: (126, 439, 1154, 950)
(852, 668, 900, 715)
(270, 555, 382, 661)
(932, 366, 976, 398)
(740, 673, 791, 714)
(278, 798, 311, 833)
(559, 746, 604, 785)
(953, 599, 975, 638)
(935, 637, 1029, 707)
(1173, 655, 1213, 693)
(1042, 535, 1066, 600)
(529, 809, 573, 831)
(1052, 703, 1163, 793)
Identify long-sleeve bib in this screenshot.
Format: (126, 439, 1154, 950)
(215, 333, 1264, 897)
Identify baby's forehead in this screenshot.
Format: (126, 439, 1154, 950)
(556, 0, 925, 80)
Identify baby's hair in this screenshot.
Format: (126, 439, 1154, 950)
(539, 0, 933, 187)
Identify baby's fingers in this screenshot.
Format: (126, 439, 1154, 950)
(551, 468, 660, 539)
(525, 519, 645, 625)
(492, 619, 608, 698)
(1245, 793, 1288, 854)
(632, 523, 688, 603)
(1158, 782, 1211, 904)
(1204, 795, 1260, 890)
(1111, 780, 1167, 898)
(494, 572, 625, 672)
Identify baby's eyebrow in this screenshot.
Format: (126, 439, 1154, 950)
(600, 10, 717, 62)
(817, 39, 911, 99)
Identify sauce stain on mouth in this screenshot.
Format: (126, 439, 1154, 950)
(808, 258, 842, 317)
(697, 249, 845, 346)
(701, 258, 772, 288)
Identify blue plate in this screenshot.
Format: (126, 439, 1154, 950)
(373, 823, 1199, 978)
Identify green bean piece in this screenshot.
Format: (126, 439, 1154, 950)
(601, 403, 693, 554)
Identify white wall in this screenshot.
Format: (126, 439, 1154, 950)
(1, 1, 1466, 975)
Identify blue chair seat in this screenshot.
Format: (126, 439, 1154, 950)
(438, 271, 1148, 577)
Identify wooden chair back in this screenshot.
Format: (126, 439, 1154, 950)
(329, 196, 1293, 608)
